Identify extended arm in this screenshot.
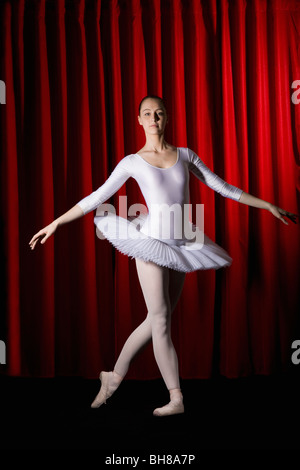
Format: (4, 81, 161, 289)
(188, 148, 299, 225)
(188, 148, 243, 201)
(29, 204, 84, 250)
(76, 156, 132, 215)
(29, 156, 132, 250)
(239, 191, 299, 225)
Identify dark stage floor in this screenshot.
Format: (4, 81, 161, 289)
(0, 371, 299, 452)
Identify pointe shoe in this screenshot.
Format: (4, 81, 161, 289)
(90, 371, 122, 409)
(153, 399, 184, 417)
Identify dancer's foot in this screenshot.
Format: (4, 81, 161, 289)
(91, 370, 123, 408)
(153, 388, 184, 417)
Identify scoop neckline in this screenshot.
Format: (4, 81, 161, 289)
(135, 147, 180, 170)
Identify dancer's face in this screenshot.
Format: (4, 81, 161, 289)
(138, 99, 168, 135)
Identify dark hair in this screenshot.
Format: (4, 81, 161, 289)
(138, 95, 167, 116)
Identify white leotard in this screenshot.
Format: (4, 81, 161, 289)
(77, 147, 243, 244)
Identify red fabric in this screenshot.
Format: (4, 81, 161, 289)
(0, 0, 299, 378)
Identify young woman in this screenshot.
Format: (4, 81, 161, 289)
(29, 95, 298, 417)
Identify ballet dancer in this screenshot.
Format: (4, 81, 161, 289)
(29, 95, 298, 416)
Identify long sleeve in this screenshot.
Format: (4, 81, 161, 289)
(77, 155, 132, 215)
(187, 148, 243, 201)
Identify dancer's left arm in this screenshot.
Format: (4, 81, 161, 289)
(187, 148, 299, 226)
(238, 191, 299, 225)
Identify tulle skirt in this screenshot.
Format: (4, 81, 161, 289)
(94, 210, 233, 273)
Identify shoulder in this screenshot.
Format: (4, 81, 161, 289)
(119, 154, 135, 167)
(184, 148, 203, 163)
(179, 147, 195, 164)
(111, 154, 135, 177)
(179, 147, 194, 157)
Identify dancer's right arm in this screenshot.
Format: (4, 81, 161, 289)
(29, 204, 84, 250)
(29, 155, 133, 250)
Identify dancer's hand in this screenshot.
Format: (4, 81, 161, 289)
(268, 204, 299, 225)
(29, 221, 58, 250)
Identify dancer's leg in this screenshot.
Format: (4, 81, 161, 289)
(91, 260, 186, 409)
(133, 259, 184, 416)
(113, 262, 186, 377)
(134, 258, 179, 390)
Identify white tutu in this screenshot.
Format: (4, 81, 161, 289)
(94, 210, 233, 273)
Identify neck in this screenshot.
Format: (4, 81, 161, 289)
(144, 134, 168, 153)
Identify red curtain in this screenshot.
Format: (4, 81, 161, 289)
(1, 0, 299, 379)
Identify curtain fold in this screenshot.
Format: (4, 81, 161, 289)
(1, 0, 299, 379)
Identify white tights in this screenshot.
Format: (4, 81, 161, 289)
(113, 258, 186, 391)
